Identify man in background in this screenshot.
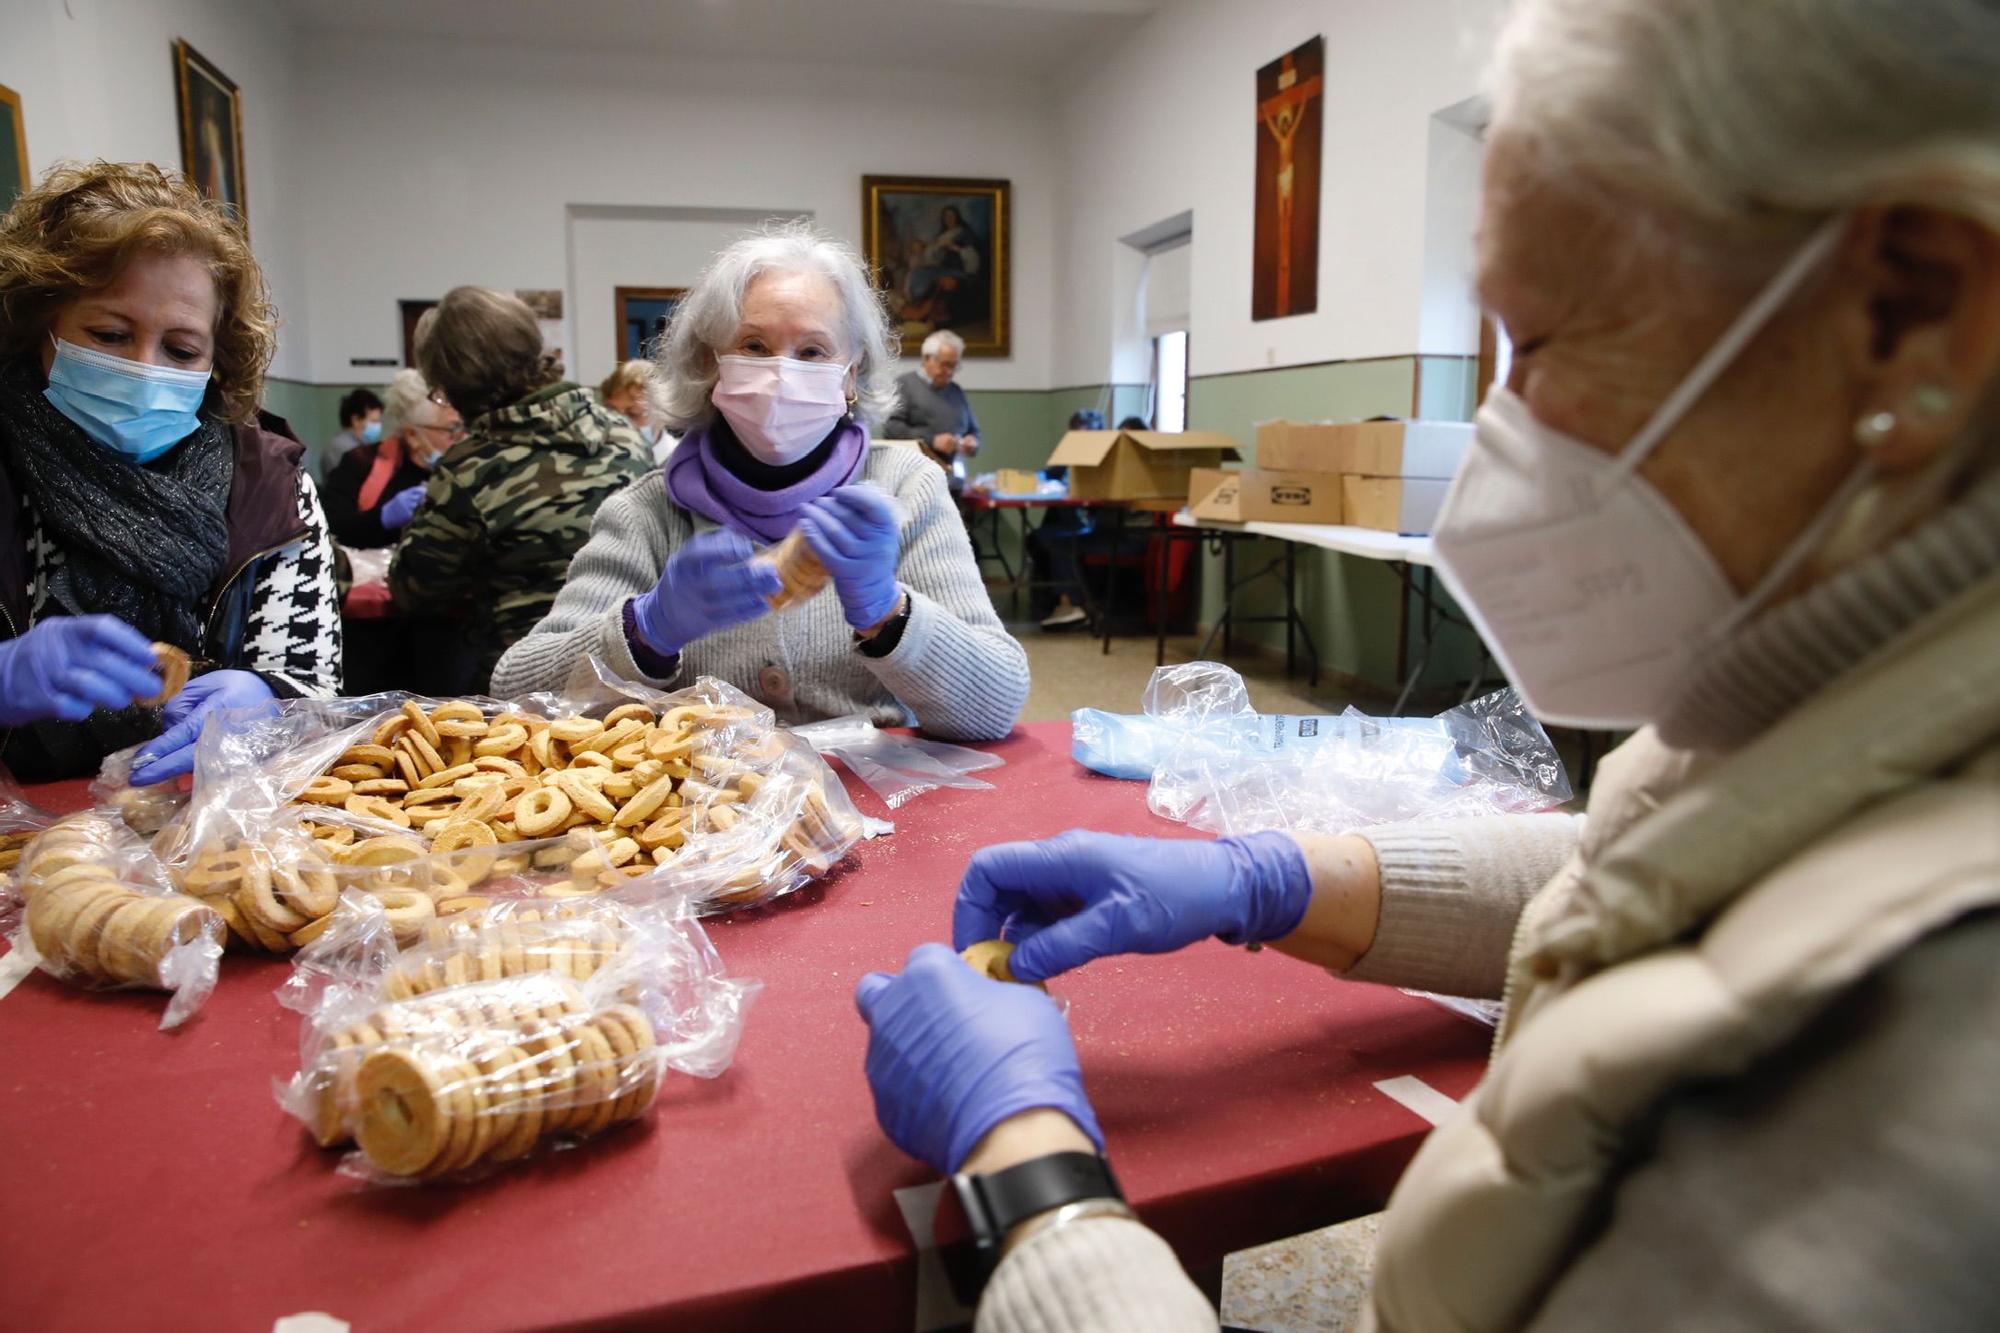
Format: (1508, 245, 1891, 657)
(325, 387, 383, 472)
(886, 329, 979, 491)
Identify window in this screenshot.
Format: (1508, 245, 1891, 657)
(1153, 329, 1188, 432)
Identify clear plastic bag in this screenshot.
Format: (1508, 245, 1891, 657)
(5, 811, 225, 1029)
(791, 714, 1004, 809)
(90, 743, 187, 836)
(1134, 663, 1571, 836)
(0, 766, 56, 896)
(277, 891, 754, 1182)
(156, 672, 866, 956)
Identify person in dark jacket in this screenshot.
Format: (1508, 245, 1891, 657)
(324, 387, 382, 473)
(389, 287, 650, 691)
(321, 368, 462, 549)
(0, 161, 341, 783)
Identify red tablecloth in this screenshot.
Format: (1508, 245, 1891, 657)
(0, 722, 1487, 1331)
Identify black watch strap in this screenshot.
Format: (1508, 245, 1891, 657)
(937, 1150, 1125, 1304)
(957, 1151, 1122, 1239)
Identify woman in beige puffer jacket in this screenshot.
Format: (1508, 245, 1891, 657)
(856, 1, 2000, 1329)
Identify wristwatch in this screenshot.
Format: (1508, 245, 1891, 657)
(939, 1151, 1132, 1300)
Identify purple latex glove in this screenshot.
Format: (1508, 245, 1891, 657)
(630, 528, 782, 657)
(855, 942, 1103, 1174)
(0, 615, 162, 725)
(379, 484, 426, 531)
(953, 830, 1313, 983)
(798, 485, 902, 630)
(130, 669, 277, 785)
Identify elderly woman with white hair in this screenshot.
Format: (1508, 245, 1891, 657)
(494, 222, 1027, 741)
(321, 368, 462, 549)
(855, 2, 2000, 1328)
(885, 327, 981, 483)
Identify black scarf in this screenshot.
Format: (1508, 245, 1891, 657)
(0, 358, 232, 650)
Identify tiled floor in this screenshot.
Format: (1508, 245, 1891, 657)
(1009, 616, 1374, 724)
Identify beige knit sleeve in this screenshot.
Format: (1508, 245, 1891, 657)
(978, 1216, 1216, 1332)
(1344, 813, 1585, 998)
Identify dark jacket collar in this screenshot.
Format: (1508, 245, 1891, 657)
(0, 408, 307, 635)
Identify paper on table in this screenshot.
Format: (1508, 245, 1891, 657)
(894, 1181, 980, 1333)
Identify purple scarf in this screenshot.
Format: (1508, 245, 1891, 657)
(665, 417, 867, 542)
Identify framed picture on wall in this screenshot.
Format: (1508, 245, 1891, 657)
(1252, 36, 1323, 321)
(0, 83, 27, 208)
(862, 175, 1010, 357)
(172, 39, 247, 231)
(615, 287, 686, 361)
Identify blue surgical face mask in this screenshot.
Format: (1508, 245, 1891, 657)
(360, 418, 384, 444)
(44, 335, 211, 464)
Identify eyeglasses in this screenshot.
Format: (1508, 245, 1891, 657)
(427, 387, 451, 408)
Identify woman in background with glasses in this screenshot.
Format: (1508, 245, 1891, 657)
(320, 369, 463, 549)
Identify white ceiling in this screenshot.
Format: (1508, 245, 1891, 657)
(280, 0, 1167, 80)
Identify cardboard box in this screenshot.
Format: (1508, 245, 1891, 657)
(1046, 429, 1241, 502)
(1187, 467, 1343, 524)
(1341, 476, 1452, 535)
(1257, 419, 1472, 478)
(991, 468, 1043, 495)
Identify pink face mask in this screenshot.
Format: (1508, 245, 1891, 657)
(711, 354, 851, 464)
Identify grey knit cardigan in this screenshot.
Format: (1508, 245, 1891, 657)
(490, 443, 1028, 741)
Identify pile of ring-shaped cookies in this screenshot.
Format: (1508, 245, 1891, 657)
(298, 970, 662, 1179)
(174, 696, 861, 953)
(17, 814, 222, 989)
(0, 829, 37, 876)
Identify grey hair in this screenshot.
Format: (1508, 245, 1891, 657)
(378, 367, 433, 437)
(1489, 0, 2000, 259)
(654, 220, 900, 432)
(920, 328, 965, 360)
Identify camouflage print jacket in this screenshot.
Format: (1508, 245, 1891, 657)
(387, 382, 651, 688)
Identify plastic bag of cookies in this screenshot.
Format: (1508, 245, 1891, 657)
(279, 892, 753, 1181)
(0, 766, 56, 895)
(4, 811, 224, 1028)
(164, 669, 867, 938)
(89, 743, 188, 837)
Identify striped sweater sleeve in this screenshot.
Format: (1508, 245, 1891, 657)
(978, 1217, 1216, 1332)
(1345, 813, 1585, 998)
(859, 454, 1028, 741)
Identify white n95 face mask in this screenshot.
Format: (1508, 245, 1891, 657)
(1431, 216, 1870, 730)
(711, 354, 851, 465)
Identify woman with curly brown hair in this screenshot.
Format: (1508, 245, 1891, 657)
(0, 161, 341, 782)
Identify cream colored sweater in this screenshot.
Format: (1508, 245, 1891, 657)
(979, 477, 2000, 1331)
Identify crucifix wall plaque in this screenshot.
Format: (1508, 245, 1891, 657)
(1253, 36, 1324, 321)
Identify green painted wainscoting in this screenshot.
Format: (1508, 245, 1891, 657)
(1183, 355, 1483, 697)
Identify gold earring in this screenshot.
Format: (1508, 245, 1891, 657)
(1854, 409, 1897, 449)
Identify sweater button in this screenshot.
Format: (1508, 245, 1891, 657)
(1529, 953, 1559, 980)
(758, 665, 792, 700)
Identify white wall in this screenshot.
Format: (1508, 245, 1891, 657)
(0, 0, 310, 377)
(291, 34, 1060, 391)
(567, 206, 808, 386)
(1049, 0, 1501, 384)
(1417, 115, 1485, 357)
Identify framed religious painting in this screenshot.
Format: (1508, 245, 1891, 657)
(614, 286, 687, 361)
(863, 175, 1010, 357)
(0, 83, 28, 208)
(173, 39, 248, 232)
(1252, 36, 1323, 321)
